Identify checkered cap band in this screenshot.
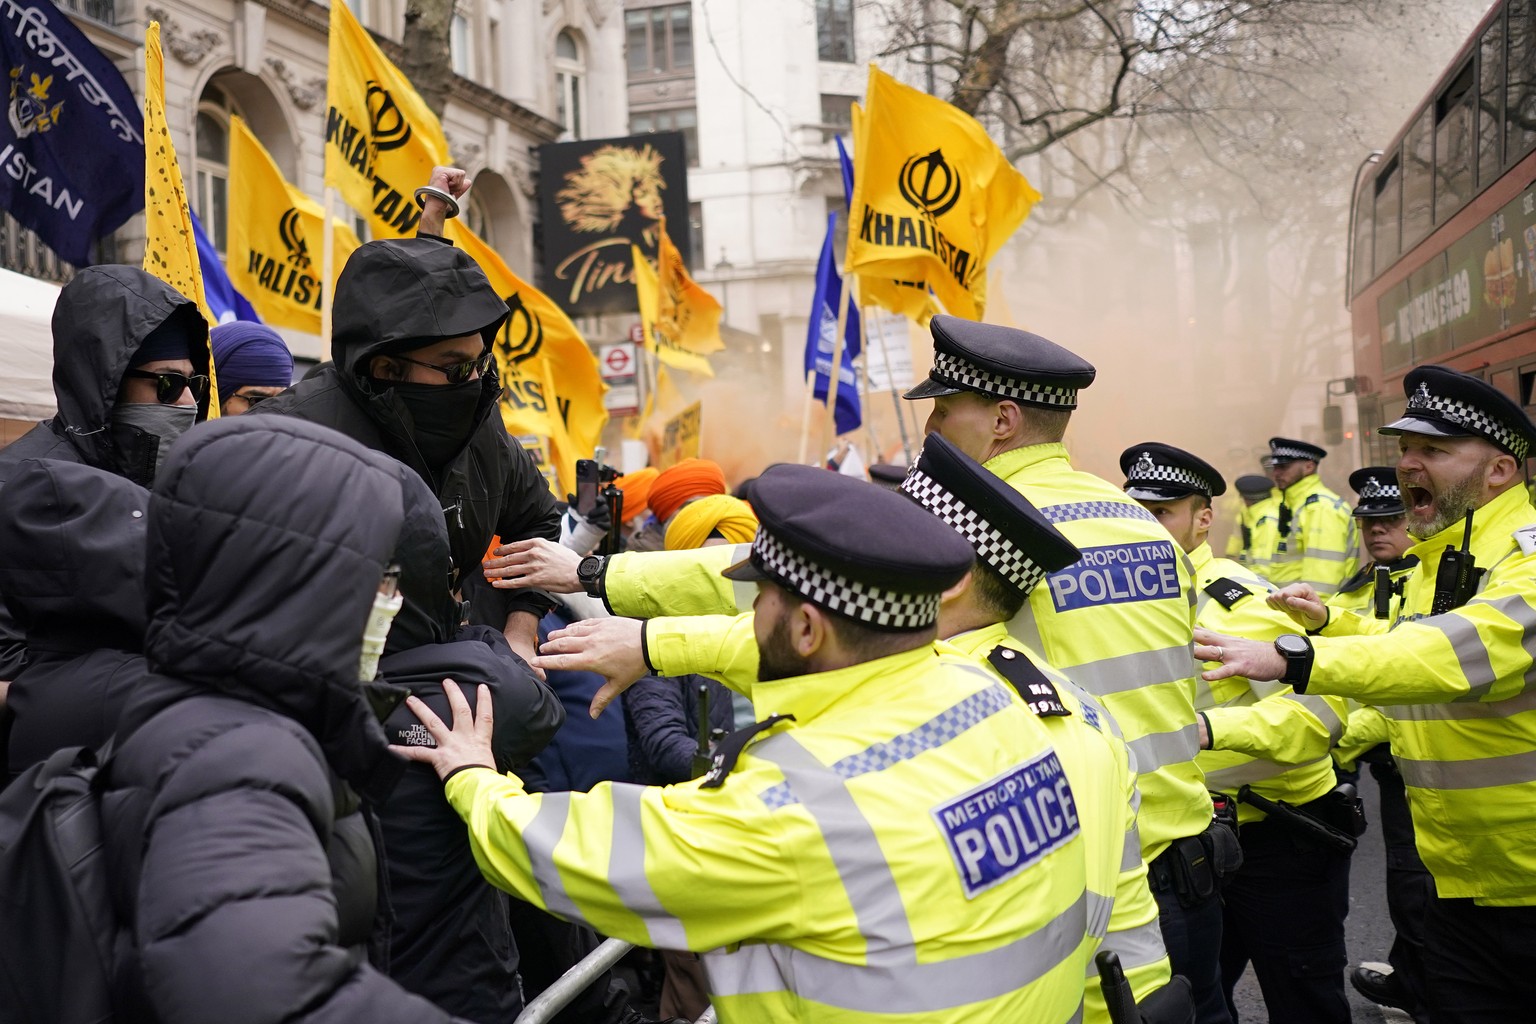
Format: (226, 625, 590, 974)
(1357, 474, 1399, 501)
(900, 467, 1047, 593)
(931, 351, 1079, 408)
(1269, 444, 1317, 462)
(750, 529, 941, 629)
(1406, 382, 1530, 460)
(1127, 452, 1212, 494)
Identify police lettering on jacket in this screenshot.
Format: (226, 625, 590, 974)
(935, 750, 1081, 896)
(1046, 540, 1181, 612)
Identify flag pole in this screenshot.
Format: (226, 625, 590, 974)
(869, 308, 914, 463)
(796, 370, 817, 465)
(321, 186, 336, 351)
(820, 261, 853, 457)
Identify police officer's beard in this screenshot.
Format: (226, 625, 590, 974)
(1407, 459, 1491, 538)
(757, 614, 809, 682)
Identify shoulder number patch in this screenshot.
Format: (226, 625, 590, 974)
(987, 646, 1071, 717)
(933, 751, 1081, 899)
(1514, 525, 1536, 557)
(1202, 577, 1255, 610)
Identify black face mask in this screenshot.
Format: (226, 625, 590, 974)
(388, 378, 482, 467)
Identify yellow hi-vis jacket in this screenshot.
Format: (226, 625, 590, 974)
(1186, 543, 1347, 824)
(1242, 493, 1282, 573)
(1267, 474, 1358, 596)
(640, 610, 1172, 1024)
(985, 444, 1209, 862)
(443, 644, 1095, 1022)
(1311, 483, 1536, 904)
(1326, 556, 1419, 771)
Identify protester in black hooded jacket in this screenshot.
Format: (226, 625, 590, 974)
(375, 459, 564, 1022)
(0, 460, 151, 782)
(252, 174, 559, 671)
(101, 416, 465, 1024)
(0, 266, 209, 682)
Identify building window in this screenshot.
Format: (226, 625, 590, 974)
(626, 3, 692, 77)
(194, 108, 230, 255)
(1400, 107, 1433, 249)
(1480, 16, 1505, 187)
(630, 107, 698, 167)
(817, 0, 854, 63)
(820, 93, 856, 142)
(1371, 154, 1401, 278)
(688, 201, 704, 271)
(555, 29, 585, 139)
(1434, 61, 1474, 223)
(451, 12, 474, 78)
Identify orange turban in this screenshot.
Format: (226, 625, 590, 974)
(614, 467, 659, 523)
(664, 495, 759, 550)
(649, 458, 728, 524)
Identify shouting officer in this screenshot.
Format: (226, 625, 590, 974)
(399, 466, 1100, 1023)
(902, 317, 1225, 1022)
(1121, 443, 1353, 1024)
(1264, 438, 1357, 596)
(1197, 365, 1536, 1023)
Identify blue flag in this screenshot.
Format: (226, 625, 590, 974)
(834, 135, 854, 209)
(805, 212, 861, 435)
(191, 209, 259, 324)
(0, 0, 144, 265)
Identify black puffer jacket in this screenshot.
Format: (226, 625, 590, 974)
(101, 416, 459, 1024)
(623, 674, 736, 785)
(0, 459, 151, 780)
(251, 237, 559, 630)
(0, 266, 209, 679)
(374, 461, 564, 1022)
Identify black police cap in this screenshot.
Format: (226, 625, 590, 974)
(722, 464, 974, 630)
(1268, 437, 1327, 464)
(1120, 442, 1226, 501)
(1379, 365, 1536, 461)
(904, 315, 1096, 408)
(1348, 466, 1405, 518)
(1234, 474, 1274, 498)
(900, 432, 1080, 596)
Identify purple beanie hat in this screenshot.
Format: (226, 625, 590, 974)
(211, 322, 294, 403)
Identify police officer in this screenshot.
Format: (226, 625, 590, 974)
(1264, 438, 1358, 595)
(1327, 467, 1429, 1020)
(1198, 365, 1536, 1023)
(902, 317, 1226, 1023)
(1121, 443, 1353, 1024)
(1232, 474, 1280, 571)
(398, 465, 1100, 1023)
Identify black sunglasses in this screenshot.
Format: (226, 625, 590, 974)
(124, 368, 210, 405)
(231, 391, 276, 407)
(392, 350, 494, 385)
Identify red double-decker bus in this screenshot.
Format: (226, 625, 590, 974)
(1349, 0, 1536, 463)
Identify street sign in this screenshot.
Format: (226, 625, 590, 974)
(599, 341, 641, 417)
(603, 344, 635, 378)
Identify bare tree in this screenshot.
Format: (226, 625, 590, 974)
(399, 0, 454, 119)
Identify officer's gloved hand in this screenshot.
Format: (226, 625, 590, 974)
(560, 495, 612, 555)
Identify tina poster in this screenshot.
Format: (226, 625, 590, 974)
(538, 131, 690, 317)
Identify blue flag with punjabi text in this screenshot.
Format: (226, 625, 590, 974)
(191, 208, 260, 324)
(0, 0, 143, 265)
(805, 211, 861, 435)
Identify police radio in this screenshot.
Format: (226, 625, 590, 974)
(1275, 502, 1292, 554)
(1372, 566, 1408, 620)
(1431, 510, 1484, 615)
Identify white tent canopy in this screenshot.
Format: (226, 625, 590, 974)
(0, 267, 60, 421)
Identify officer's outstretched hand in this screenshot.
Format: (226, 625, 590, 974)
(1265, 584, 1328, 631)
(1193, 627, 1285, 683)
(391, 679, 497, 782)
(485, 537, 582, 591)
(532, 617, 648, 719)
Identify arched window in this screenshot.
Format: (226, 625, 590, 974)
(554, 29, 585, 140)
(194, 104, 231, 254)
(463, 193, 490, 246)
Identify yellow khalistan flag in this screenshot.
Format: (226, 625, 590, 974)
(325, 0, 449, 237)
(849, 102, 940, 326)
(227, 118, 361, 333)
(846, 64, 1039, 321)
(141, 22, 218, 414)
(445, 222, 608, 497)
(632, 218, 723, 377)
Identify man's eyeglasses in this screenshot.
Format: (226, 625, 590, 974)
(124, 369, 210, 405)
(393, 350, 494, 385)
(231, 391, 276, 407)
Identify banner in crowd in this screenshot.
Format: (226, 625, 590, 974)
(632, 217, 722, 377)
(846, 64, 1038, 321)
(805, 210, 861, 435)
(0, 0, 143, 265)
(325, 0, 448, 238)
(446, 220, 608, 496)
(538, 131, 690, 316)
(141, 22, 218, 413)
(840, 111, 939, 326)
(657, 401, 702, 469)
(191, 209, 258, 324)
(228, 116, 360, 332)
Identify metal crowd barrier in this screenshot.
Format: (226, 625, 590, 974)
(511, 938, 715, 1024)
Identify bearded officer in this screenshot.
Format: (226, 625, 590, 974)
(1264, 438, 1357, 595)
(1121, 443, 1354, 1024)
(397, 465, 1099, 1023)
(1197, 365, 1536, 1023)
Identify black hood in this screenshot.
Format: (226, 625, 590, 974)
(0, 458, 149, 653)
(142, 416, 407, 798)
(385, 460, 460, 654)
(49, 265, 210, 468)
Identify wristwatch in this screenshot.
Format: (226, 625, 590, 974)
(576, 554, 606, 598)
(1274, 633, 1314, 690)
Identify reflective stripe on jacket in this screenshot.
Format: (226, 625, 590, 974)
(1242, 494, 1281, 572)
(445, 645, 1095, 1022)
(1312, 483, 1536, 904)
(1267, 475, 1358, 596)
